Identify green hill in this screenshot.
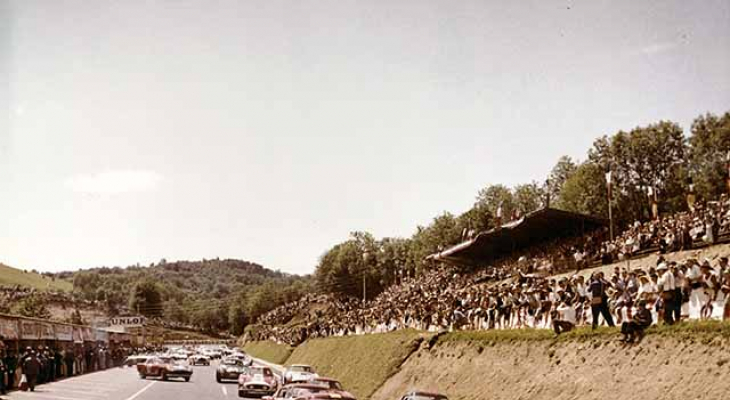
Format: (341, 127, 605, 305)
(0, 262, 73, 291)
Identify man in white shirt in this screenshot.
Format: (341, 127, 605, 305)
(657, 263, 676, 325)
(552, 299, 576, 335)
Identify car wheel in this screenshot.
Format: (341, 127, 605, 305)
(216, 374, 221, 383)
(139, 374, 146, 379)
(238, 391, 246, 398)
(161, 373, 168, 381)
(184, 377, 190, 382)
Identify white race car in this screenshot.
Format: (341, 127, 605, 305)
(283, 364, 318, 384)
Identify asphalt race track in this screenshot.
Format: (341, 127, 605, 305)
(0, 360, 267, 400)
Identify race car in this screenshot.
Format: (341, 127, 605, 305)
(137, 356, 193, 382)
(216, 357, 247, 382)
(308, 377, 355, 399)
(283, 364, 318, 384)
(188, 354, 211, 366)
(263, 383, 357, 400)
(399, 391, 449, 400)
(238, 366, 278, 398)
(123, 355, 151, 367)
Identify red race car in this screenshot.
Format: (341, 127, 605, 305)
(137, 356, 193, 382)
(264, 383, 357, 400)
(238, 366, 279, 398)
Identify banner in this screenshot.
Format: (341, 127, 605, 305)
(55, 325, 73, 341)
(108, 316, 146, 327)
(0, 316, 20, 340)
(39, 322, 55, 340)
(83, 327, 94, 341)
(20, 321, 41, 340)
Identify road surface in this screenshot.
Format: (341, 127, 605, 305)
(0, 361, 263, 400)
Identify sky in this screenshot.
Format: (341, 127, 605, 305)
(1, 0, 729, 275)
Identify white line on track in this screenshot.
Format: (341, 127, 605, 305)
(11, 392, 98, 400)
(222, 385, 228, 396)
(124, 381, 156, 400)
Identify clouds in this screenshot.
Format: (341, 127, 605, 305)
(66, 170, 162, 195)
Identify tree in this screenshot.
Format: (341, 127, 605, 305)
(587, 121, 686, 225)
(688, 112, 730, 200)
(475, 184, 515, 220)
(513, 182, 545, 215)
(407, 212, 461, 276)
(129, 279, 163, 317)
(558, 161, 609, 218)
(547, 155, 578, 208)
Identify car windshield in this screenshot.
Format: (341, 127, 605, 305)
(223, 359, 243, 366)
(314, 380, 342, 390)
(251, 367, 272, 377)
(158, 357, 172, 364)
(409, 396, 448, 400)
(290, 366, 312, 373)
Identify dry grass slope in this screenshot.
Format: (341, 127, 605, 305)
(373, 321, 730, 400)
(0, 262, 72, 291)
(242, 340, 295, 365)
(286, 330, 426, 400)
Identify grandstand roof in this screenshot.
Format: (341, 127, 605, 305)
(427, 207, 606, 266)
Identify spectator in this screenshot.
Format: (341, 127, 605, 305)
(22, 351, 41, 392)
(620, 299, 652, 343)
(589, 272, 615, 329)
(552, 299, 576, 335)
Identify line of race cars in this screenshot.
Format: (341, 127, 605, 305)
(125, 345, 448, 400)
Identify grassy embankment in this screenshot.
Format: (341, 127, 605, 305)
(242, 340, 296, 365)
(285, 329, 425, 400)
(440, 319, 730, 345)
(0, 262, 72, 291)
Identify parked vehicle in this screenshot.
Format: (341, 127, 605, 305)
(137, 356, 193, 382)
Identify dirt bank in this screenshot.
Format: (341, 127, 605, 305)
(371, 330, 730, 400)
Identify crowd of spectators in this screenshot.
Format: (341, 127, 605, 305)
(249, 196, 730, 346)
(0, 340, 140, 393)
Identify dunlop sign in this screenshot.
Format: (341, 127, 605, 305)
(109, 316, 146, 327)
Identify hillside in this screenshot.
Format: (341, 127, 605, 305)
(54, 258, 313, 335)
(0, 262, 72, 291)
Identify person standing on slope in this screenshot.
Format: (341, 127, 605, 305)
(589, 272, 615, 329)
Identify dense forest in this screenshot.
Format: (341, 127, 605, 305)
(54, 259, 312, 335)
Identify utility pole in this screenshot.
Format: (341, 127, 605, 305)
(362, 273, 366, 303)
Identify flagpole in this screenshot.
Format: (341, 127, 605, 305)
(606, 167, 613, 242)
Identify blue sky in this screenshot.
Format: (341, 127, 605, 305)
(1, 0, 729, 274)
